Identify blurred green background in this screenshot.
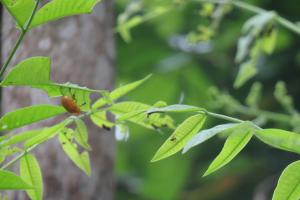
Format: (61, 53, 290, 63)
(114, 0, 300, 199)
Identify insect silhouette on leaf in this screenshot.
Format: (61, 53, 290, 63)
(60, 88, 87, 115)
(170, 136, 177, 142)
(61, 96, 81, 115)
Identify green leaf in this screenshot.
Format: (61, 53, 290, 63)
(243, 12, 276, 35)
(183, 123, 239, 153)
(1, 0, 35, 27)
(151, 114, 206, 162)
(20, 154, 43, 200)
(0, 57, 100, 111)
(203, 124, 253, 177)
(110, 101, 174, 129)
(92, 74, 152, 109)
(59, 130, 91, 176)
(234, 60, 257, 89)
(24, 121, 69, 148)
(272, 160, 300, 200)
(30, 0, 102, 28)
(1, 57, 50, 86)
(255, 129, 300, 154)
(0, 169, 32, 190)
(0, 129, 42, 148)
(74, 119, 91, 150)
(147, 104, 202, 114)
(235, 35, 253, 63)
(262, 27, 278, 54)
(90, 111, 114, 130)
(0, 105, 66, 131)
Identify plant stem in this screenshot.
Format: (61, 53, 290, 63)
(199, 110, 243, 123)
(236, 105, 291, 124)
(0, 0, 40, 80)
(193, 0, 300, 35)
(1, 146, 36, 170)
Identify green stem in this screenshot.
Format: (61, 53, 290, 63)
(199, 110, 243, 123)
(194, 0, 300, 35)
(0, 0, 40, 79)
(1, 146, 35, 170)
(236, 105, 291, 124)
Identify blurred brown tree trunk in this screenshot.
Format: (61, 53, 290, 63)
(1, 1, 115, 199)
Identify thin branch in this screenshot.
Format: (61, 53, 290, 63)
(0, 0, 41, 79)
(194, 0, 300, 35)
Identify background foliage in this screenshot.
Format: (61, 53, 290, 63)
(115, 0, 300, 199)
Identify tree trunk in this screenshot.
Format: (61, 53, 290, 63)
(1, 1, 115, 199)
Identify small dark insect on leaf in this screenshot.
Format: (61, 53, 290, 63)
(170, 136, 177, 142)
(102, 125, 111, 131)
(151, 124, 159, 129)
(62, 142, 66, 145)
(61, 96, 81, 115)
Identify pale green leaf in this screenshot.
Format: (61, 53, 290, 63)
(74, 119, 91, 150)
(90, 111, 114, 130)
(0, 105, 66, 131)
(25, 120, 69, 148)
(203, 124, 253, 177)
(30, 0, 102, 28)
(183, 123, 239, 153)
(255, 129, 300, 154)
(0, 57, 100, 111)
(235, 35, 252, 63)
(272, 160, 300, 200)
(20, 154, 43, 200)
(92, 74, 152, 109)
(234, 60, 257, 88)
(243, 11, 276, 35)
(0, 129, 42, 148)
(262, 28, 278, 54)
(0, 169, 32, 190)
(151, 114, 206, 162)
(59, 131, 91, 176)
(110, 101, 174, 129)
(0, 57, 51, 86)
(1, 0, 35, 27)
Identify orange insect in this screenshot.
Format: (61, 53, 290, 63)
(61, 96, 81, 115)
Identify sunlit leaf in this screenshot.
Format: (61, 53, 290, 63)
(20, 154, 43, 200)
(0, 57, 100, 110)
(74, 119, 91, 150)
(0, 129, 42, 148)
(0, 57, 50, 86)
(203, 123, 253, 176)
(0, 105, 66, 131)
(30, 0, 102, 28)
(151, 114, 206, 162)
(92, 74, 152, 109)
(24, 120, 69, 149)
(272, 160, 300, 200)
(110, 101, 174, 129)
(183, 123, 239, 153)
(1, 0, 35, 27)
(0, 169, 32, 190)
(59, 130, 91, 176)
(255, 129, 300, 154)
(90, 111, 114, 130)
